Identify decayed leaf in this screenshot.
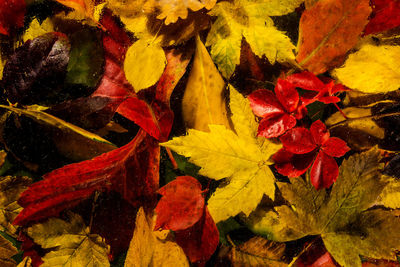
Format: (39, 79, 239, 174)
(22, 18, 54, 43)
(182, 36, 230, 131)
(223, 236, 286, 267)
(296, 0, 371, 74)
(332, 44, 400, 93)
(124, 40, 167, 92)
(206, 0, 298, 78)
(163, 85, 281, 223)
(0, 234, 17, 267)
(0, 176, 31, 236)
(125, 207, 189, 267)
(27, 212, 110, 267)
(248, 149, 400, 267)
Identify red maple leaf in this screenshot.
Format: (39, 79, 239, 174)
(154, 176, 219, 264)
(248, 79, 307, 138)
(274, 120, 350, 189)
(0, 0, 25, 35)
(364, 0, 400, 35)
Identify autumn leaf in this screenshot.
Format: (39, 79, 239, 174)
(0, 0, 25, 36)
(0, 176, 31, 236)
(220, 236, 287, 267)
(206, 0, 298, 78)
(124, 40, 167, 92)
(182, 36, 230, 131)
(0, 234, 17, 267)
(377, 177, 400, 209)
(248, 148, 400, 267)
(22, 19, 55, 43)
(363, 0, 400, 35)
(332, 44, 400, 93)
(27, 212, 110, 267)
(296, 0, 371, 74)
(125, 207, 189, 267)
(163, 85, 281, 223)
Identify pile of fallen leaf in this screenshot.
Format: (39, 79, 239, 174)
(1, 0, 400, 266)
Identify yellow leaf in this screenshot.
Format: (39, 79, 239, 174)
(0, 235, 17, 267)
(23, 18, 54, 43)
(163, 85, 281, 222)
(124, 40, 167, 92)
(27, 213, 110, 267)
(182, 36, 230, 131)
(0, 105, 116, 161)
(0, 176, 31, 236)
(206, 0, 297, 78)
(333, 44, 400, 93)
(153, 0, 216, 24)
(377, 177, 400, 209)
(56, 0, 95, 20)
(17, 257, 32, 267)
(125, 207, 189, 267)
(0, 55, 4, 80)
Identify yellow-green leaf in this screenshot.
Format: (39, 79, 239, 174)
(182, 36, 230, 131)
(23, 18, 54, 43)
(125, 207, 189, 267)
(0, 176, 31, 236)
(333, 44, 400, 93)
(27, 213, 110, 267)
(124, 40, 167, 92)
(163, 85, 281, 222)
(0, 235, 17, 267)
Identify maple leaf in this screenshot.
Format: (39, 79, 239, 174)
(220, 236, 287, 267)
(296, 0, 371, 74)
(0, 176, 31, 236)
(248, 79, 307, 138)
(125, 207, 189, 266)
(0, 234, 17, 267)
(154, 176, 219, 263)
(332, 44, 400, 94)
(27, 212, 110, 267)
(182, 36, 230, 131)
(276, 120, 350, 189)
(249, 148, 400, 267)
(0, 0, 25, 36)
(206, 0, 298, 78)
(13, 129, 159, 226)
(22, 18, 55, 43)
(364, 0, 400, 35)
(163, 85, 282, 223)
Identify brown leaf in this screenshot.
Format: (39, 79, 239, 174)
(296, 0, 371, 74)
(0, 235, 17, 267)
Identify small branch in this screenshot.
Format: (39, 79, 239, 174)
(165, 147, 178, 170)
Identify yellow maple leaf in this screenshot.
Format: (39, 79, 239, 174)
(0, 175, 31, 236)
(125, 207, 189, 267)
(124, 39, 167, 93)
(206, 0, 298, 78)
(182, 36, 230, 132)
(163, 85, 281, 223)
(332, 44, 400, 93)
(23, 18, 55, 43)
(27, 213, 110, 267)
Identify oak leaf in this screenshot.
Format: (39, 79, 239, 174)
(125, 207, 189, 267)
(182, 36, 230, 131)
(163, 85, 281, 223)
(248, 148, 400, 267)
(332, 44, 400, 93)
(296, 0, 371, 74)
(0, 234, 17, 267)
(27, 213, 110, 267)
(206, 0, 298, 78)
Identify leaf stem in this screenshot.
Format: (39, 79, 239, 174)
(165, 147, 178, 169)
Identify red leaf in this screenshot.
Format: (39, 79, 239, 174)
(0, 0, 25, 35)
(18, 233, 43, 267)
(155, 176, 205, 231)
(175, 208, 219, 263)
(310, 151, 339, 190)
(322, 137, 350, 157)
(364, 0, 400, 35)
(309, 252, 337, 267)
(248, 89, 284, 118)
(310, 120, 330, 145)
(280, 127, 317, 154)
(13, 129, 159, 226)
(273, 148, 315, 177)
(257, 113, 297, 138)
(286, 71, 325, 92)
(275, 79, 299, 113)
